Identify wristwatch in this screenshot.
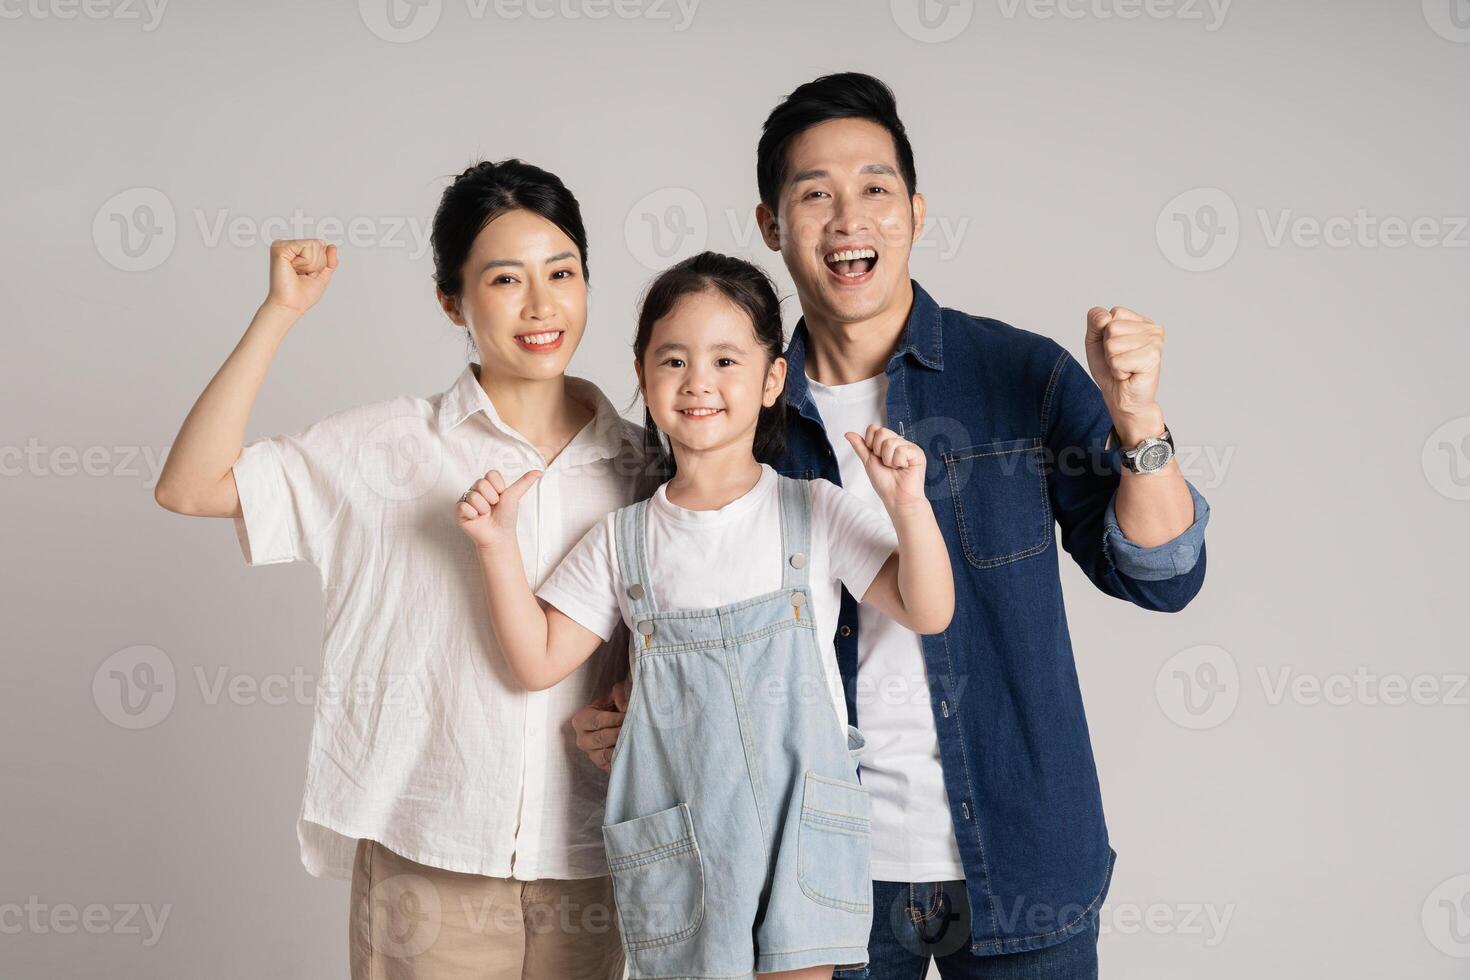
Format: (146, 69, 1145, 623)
(1108, 425, 1175, 474)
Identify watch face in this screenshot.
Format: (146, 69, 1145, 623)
(1138, 441, 1173, 473)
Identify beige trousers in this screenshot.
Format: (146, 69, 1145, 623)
(349, 838, 626, 980)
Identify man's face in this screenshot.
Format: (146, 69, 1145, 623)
(759, 116, 924, 326)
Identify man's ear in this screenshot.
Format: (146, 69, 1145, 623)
(437, 288, 466, 327)
(756, 202, 781, 252)
(910, 191, 927, 246)
(764, 356, 789, 406)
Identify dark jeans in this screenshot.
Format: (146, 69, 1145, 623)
(834, 880, 1100, 980)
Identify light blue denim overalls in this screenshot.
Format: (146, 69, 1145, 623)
(601, 473, 873, 979)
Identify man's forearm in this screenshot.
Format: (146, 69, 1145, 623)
(1111, 406, 1196, 548)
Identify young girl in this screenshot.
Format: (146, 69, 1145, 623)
(455, 252, 955, 980)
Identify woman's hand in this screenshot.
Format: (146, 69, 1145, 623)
(263, 239, 338, 316)
(455, 468, 542, 553)
(844, 424, 928, 512)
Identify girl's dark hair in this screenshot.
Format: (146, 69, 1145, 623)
(431, 158, 589, 297)
(634, 252, 788, 479)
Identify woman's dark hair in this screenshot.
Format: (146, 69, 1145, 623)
(633, 252, 788, 479)
(431, 158, 589, 297)
(756, 72, 917, 215)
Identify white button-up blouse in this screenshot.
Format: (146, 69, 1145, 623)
(231, 364, 652, 880)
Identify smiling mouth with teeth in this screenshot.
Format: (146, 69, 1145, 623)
(514, 330, 564, 350)
(824, 246, 878, 279)
(679, 407, 724, 417)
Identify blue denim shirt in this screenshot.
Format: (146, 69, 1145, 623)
(774, 281, 1211, 955)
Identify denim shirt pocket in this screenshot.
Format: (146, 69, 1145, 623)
(941, 436, 1053, 568)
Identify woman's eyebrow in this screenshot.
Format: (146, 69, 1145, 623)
(477, 251, 578, 275)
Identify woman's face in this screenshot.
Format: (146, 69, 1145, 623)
(636, 287, 786, 458)
(439, 208, 588, 382)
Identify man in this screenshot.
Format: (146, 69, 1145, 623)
(575, 72, 1209, 978)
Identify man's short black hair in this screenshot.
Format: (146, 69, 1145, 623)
(756, 72, 917, 215)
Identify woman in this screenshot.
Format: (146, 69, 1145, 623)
(154, 159, 650, 979)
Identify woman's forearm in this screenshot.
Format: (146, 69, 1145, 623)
(156, 239, 338, 517)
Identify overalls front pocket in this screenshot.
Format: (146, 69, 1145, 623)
(796, 771, 873, 914)
(602, 801, 705, 951)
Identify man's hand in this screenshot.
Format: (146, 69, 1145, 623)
(571, 679, 630, 773)
(1085, 306, 1166, 445)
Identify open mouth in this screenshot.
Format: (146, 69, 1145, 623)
(678, 407, 724, 420)
(514, 330, 565, 352)
(824, 246, 878, 283)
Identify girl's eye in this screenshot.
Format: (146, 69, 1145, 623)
(663, 358, 684, 368)
(716, 357, 736, 367)
(492, 274, 517, 285)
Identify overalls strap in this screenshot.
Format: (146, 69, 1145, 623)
(613, 498, 659, 621)
(776, 474, 812, 593)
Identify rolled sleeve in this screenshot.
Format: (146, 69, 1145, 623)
(232, 439, 301, 566)
(1102, 480, 1211, 582)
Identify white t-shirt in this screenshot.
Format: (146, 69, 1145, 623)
(536, 462, 896, 742)
(806, 370, 967, 882)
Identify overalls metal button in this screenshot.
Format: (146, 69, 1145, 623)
(789, 552, 807, 569)
(627, 583, 645, 600)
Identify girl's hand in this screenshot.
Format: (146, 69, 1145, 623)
(455, 468, 542, 553)
(264, 239, 338, 316)
(845, 425, 928, 511)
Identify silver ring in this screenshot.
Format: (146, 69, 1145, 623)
(459, 489, 473, 504)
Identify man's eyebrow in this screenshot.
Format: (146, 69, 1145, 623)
(788, 163, 899, 186)
(477, 251, 578, 275)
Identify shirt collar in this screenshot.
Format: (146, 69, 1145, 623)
(782, 279, 944, 410)
(436, 363, 633, 464)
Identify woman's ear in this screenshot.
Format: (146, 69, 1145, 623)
(763, 356, 788, 407)
(437, 288, 466, 327)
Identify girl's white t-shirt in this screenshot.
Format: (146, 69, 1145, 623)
(536, 462, 898, 739)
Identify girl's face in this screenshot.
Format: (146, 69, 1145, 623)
(636, 288, 787, 459)
(438, 208, 588, 382)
